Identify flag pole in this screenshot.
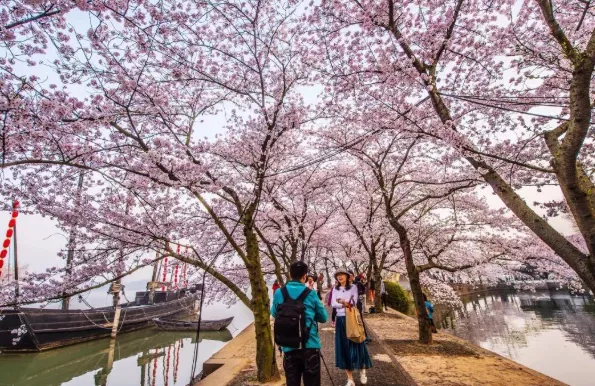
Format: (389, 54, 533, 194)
(13, 200, 19, 310)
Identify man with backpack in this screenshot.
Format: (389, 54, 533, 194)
(271, 261, 328, 386)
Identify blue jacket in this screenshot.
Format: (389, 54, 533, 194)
(271, 280, 328, 352)
(425, 300, 434, 319)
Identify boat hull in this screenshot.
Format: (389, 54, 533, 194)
(153, 316, 234, 331)
(0, 293, 197, 352)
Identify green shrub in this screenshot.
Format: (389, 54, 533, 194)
(384, 281, 411, 314)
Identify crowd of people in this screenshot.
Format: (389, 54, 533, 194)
(271, 262, 435, 386)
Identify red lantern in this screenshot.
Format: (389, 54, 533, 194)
(8, 219, 15, 228)
(11, 211, 18, 218)
(0, 260, 3, 269)
(2, 239, 10, 248)
(0, 249, 7, 258)
(6, 229, 13, 238)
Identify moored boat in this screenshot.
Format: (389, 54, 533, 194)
(0, 290, 199, 353)
(153, 316, 234, 331)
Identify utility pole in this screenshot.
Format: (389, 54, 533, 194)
(62, 172, 85, 310)
(13, 201, 19, 310)
(110, 198, 130, 339)
(148, 250, 160, 305)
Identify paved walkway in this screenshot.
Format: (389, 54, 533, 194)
(318, 301, 416, 386)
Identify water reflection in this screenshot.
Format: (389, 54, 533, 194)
(435, 290, 595, 386)
(0, 328, 232, 386)
(0, 297, 254, 386)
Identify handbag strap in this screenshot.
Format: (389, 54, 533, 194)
(346, 295, 356, 310)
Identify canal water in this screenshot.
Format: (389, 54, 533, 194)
(435, 290, 595, 386)
(0, 299, 254, 386)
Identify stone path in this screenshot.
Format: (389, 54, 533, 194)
(318, 302, 416, 386)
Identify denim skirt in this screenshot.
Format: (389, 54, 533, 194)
(334, 316, 373, 370)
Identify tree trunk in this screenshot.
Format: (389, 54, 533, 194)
(408, 268, 432, 344)
(324, 257, 332, 289)
(272, 257, 285, 287)
(391, 220, 432, 343)
(245, 226, 280, 383)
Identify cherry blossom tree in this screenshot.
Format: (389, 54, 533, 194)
(2, 0, 592, 369)
(310, 0, 595, 294)
(257, 166, 339, 283)
(319, 112, 548, 342)
(334, 167, 400, 313)
(1, 0, 314, 381)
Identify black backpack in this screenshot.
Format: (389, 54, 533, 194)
(273, 286, 311, 349)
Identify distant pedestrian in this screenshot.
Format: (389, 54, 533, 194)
(332, 268, 372, 386)
(317, 273, 324, 299)
(354, 275, 367, 314)
(272, 280, 281, 294)
(380, 277, 388, 311)
(328, 280, 338, 327)
(423, 293, 437, 333)
(368, 277, 376, 303)
(307, 274, 318, 291)
(271, 262, 327, 386)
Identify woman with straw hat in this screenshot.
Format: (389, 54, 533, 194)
(331, 268, 372, 386)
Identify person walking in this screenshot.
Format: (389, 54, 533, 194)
(307, 274, 318, 291)
(271, 262, 328, 386)
(354, 275, 366, 313)
(272, 279, 281, 294)
(327, 280, 338, 327)
(332, 268, 372, 386)
(423, 293, 437, 333)
(317, 273, 324, 299)
(352, 274, 372, 343)
(380, 277, 388, 311)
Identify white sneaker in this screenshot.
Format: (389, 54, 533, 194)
(345, 379, 356, 386)
(360, 369, 368, 385)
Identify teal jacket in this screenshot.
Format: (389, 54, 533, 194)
(425, 300, 434, 320)
(271, 280, 328, 352)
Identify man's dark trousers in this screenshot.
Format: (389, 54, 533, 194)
(283, 348, 321, 386)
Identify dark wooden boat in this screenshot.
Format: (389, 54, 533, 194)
(153, 316, 234, 331)
(0, 289, 199, 353)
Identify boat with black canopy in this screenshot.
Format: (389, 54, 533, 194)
(0, 287, 202, 352)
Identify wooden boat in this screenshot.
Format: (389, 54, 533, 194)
(153, 316, 234, 331)
(0, 198, 205, 354)
(0, 289, 199, 353)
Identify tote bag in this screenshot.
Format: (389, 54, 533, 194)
(345, 297, 366, 343)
